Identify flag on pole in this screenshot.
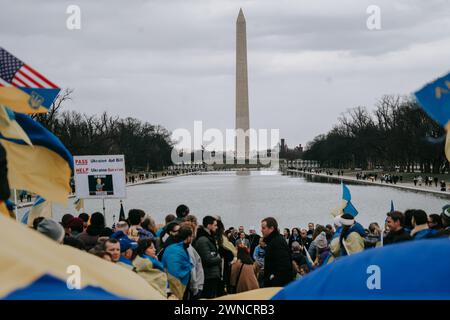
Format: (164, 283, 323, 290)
(331, 183, 358, 217)
(0, 47, 60, 114)
(23, 196, 52, 227)
(0, 112, 73, 204)
(414, 72, 450, 161)
(119, 200, 126, 221)
(0, 47, 61, 113)
(74, 198, 84, 212)
(390, 200, 395, 212)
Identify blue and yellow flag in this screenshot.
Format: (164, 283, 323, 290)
(22, 196, 52, 227)
(0, 112, 73, 204)
(415, 71, 450, 127)
(0, 214, 166, 300)
(331, 183, 358, 217)
(161, 242, 192, 300)
(0, 47, 60, 114)
(415, 72, 450, 161)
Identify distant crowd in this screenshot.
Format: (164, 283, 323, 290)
(29, 203, 450, 299)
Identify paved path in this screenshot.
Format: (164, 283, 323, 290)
(286, 169, 450, 198)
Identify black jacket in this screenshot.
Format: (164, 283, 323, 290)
(193, 226, 222, 280)
(263, 230, 294, 287)
(248, 234, 261, 258)
(383, 228, 411, 245)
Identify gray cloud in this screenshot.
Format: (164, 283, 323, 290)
(1, 0, 450, 150)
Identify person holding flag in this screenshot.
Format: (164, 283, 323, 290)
(328, 183, 365, 263)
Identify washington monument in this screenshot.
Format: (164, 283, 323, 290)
(235, 8, 250, 162)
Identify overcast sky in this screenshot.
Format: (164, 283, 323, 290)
(1, 0, 450, 151)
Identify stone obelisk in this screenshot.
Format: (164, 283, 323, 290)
(235, 8, 250, 162)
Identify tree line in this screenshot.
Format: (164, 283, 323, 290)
(302, 95, 447, 173)
(33, 89, 174, 172)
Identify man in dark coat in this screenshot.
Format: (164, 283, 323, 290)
(261, 217, 293, 287)
(248, 226, 261, 259)
(193, 215, 222, 298)
(384, 211, 411, 245)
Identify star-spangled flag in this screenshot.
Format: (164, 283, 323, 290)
(0, 47, 60, 113)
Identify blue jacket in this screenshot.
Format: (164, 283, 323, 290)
(412, 228, 438, 240)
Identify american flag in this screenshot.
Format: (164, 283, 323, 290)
(0, 47, 58, 89)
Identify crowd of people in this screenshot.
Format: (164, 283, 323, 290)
(28, 203, 450, 299)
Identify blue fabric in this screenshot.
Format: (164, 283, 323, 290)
(342, 183, 358, 217)
(18, 87, 60, 109)
(344, 222, 366, 240)
(412, 228, 438, 240)
(3, 274, 125, 300)
(272, 238, 450, 300)
(162, 242, 192, 287)
(415, 72, 450, 127)
(118, 256, 133, 266)
(143, 254, 165, 272)
(0, 112, 73, 171)
(156, 227, 164, 238)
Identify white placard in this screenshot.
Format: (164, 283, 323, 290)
(74, 155, 126, 199)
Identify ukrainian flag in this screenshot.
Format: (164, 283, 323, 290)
(0, 214, 166, 300)
(0, 87, 60, 114)
(21, 196, 52, 227)
(331, 183, 358, 217)
(161, 242, 192, 300)
(0, 112, 73, 204)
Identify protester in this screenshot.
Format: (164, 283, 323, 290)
(247, 226, 261, 258)
(78, 213, 89, 230)
(136, 238, 164, 271)
(411, 210, 438, 240)
(261, 217, 293, 287)
(327, 214, 365, 263)
(180, 221, 204, 299)
(76, 212, 106, 251)
(215, 217, 237, 296)
(155, 213, 176, 237)
(193, 215, 222, 299)
(428, 214, 443, 231)
(127, 209, 153, 242)
(37, 218, 65, 243)
(282, 228, 290, 244)
(61, 214, 74, 237)
(299, 228, 312, 250)
(175, 204, 190, 223)
(365, 222, 382, 248)
(229, 246, 259, 293)
(235, 231, 250, 248)
(288, 228, 301, 250)
(93, 250, 112, 262)
(116, 236, 138, 270)
(162, 226, 194, 300)
(115, 220, 129, 234)
(384, 211, 411, 245)
(67, 217, 84, 237)
(253, 237, 266, 287)
(103, 238, 121, 263)
(158, 221, 180, 260)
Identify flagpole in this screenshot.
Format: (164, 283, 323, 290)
(13, 189, 18, 221)
(102, 198, 106, 216)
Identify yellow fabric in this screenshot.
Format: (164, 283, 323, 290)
(344, 232, 365, 254)
(0, 201, 10, 218)
(331, 199, 347, 217)
(213, 287, 282, 300)
(0, 105, 32, 145)
(222, 235, 237, 257)
(133, 255, 168, 298)
(74, 198, 84, 212)
(27, 199, 52, 227)
(445, 130, 450, 162)
(0, 214, 166, 299)
(0, 139, 71, 204)
(0, 87, 47, 114)
(167, 273, 185, 300)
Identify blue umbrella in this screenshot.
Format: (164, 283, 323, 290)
(272, 238, 450, 300)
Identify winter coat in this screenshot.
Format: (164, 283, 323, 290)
(327, 222, 365, 264)
(193, 226, 222, 280)
(411, 225, 438, 240)
(230, 261, 259, 293)
(383, 228, 411, 245)
(187, 245, 204, 296)
(248, 234, 261, 257)
(162, 241, 193, 300)
(263, 230, 294, 287)
(235, 238, 250, 248)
